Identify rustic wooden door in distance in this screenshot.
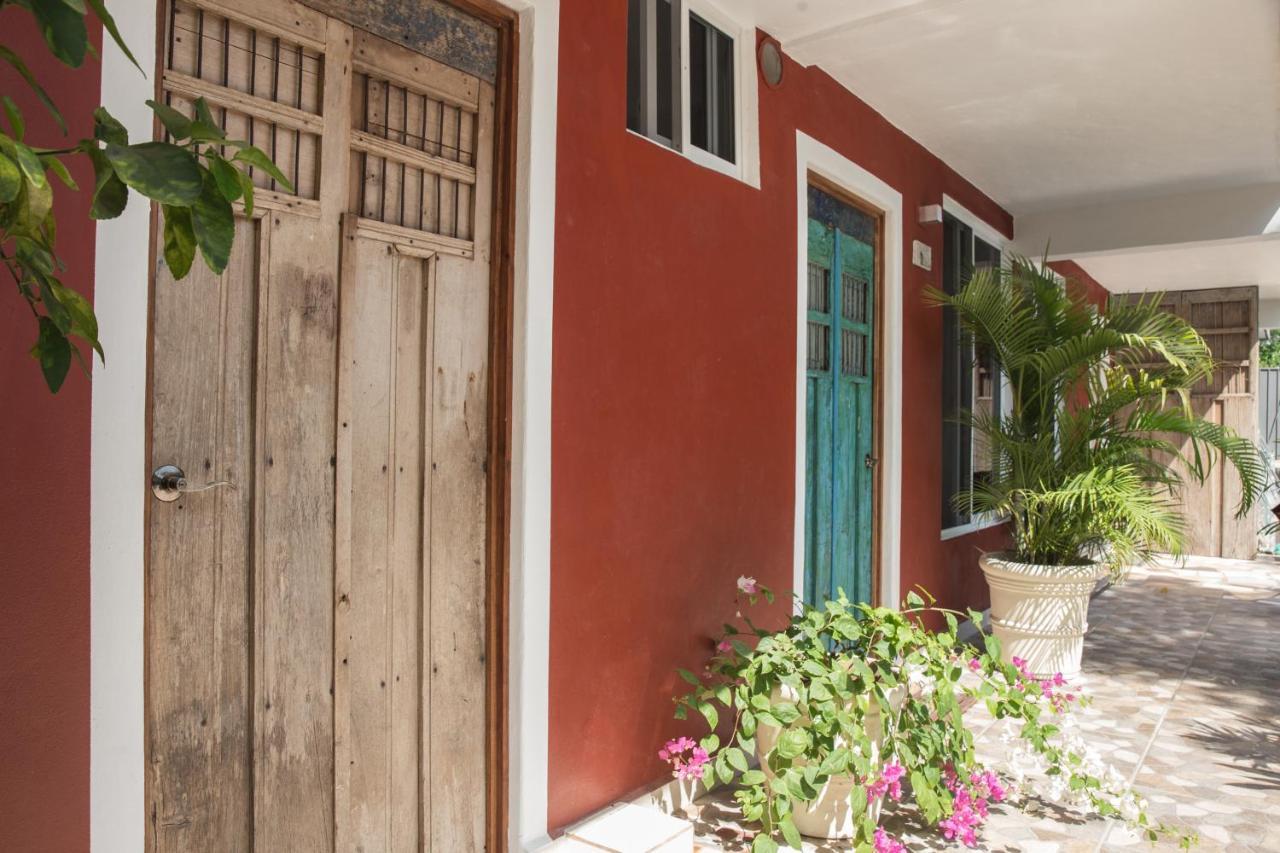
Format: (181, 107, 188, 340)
(146, 0, 495, 849)
(1116, 287, 1259, 559)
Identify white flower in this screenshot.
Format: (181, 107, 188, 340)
(906, 664, 936, 699)
(736, 576, 758, 594)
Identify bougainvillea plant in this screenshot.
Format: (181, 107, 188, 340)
(663, 579, 1191, 852)
(2, 0, 290, 391)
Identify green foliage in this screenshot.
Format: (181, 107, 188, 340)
(2, 0, 290, 392)
(925, 258, 1267, 572)
(667, 585, 1187, 850)
(1259, 330, 1280, 368)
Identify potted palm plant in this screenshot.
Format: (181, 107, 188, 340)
(927, 257, 1267, 678)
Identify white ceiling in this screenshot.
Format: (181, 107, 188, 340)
(1076, 235, 1280, 299)
(722, 0, 1280, 215)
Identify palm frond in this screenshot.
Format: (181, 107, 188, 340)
(935, 255, 1269, 569)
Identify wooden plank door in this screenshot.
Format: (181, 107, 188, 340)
(804, 185, 877, 606)
(1115, 286, 1259, 559)
(146, 1, 496, 850)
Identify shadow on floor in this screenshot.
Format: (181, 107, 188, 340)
(1184, 715, 1280, 792)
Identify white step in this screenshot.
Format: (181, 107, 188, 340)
(549, 802, 694, 853)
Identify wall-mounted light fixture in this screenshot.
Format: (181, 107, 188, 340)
(918, 204, 943, 225)
(758, 38, 783, 88)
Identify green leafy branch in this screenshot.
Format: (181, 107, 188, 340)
(1, 0, 290, 391)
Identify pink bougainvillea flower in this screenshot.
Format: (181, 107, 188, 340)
(736, 575, 758, 594)
(866, 759, 906, 803)
(873, 827, 906, 853)
(970, 768, 1007, 804)
(938, 768, 1004, 847)
(968, 658, 982, 672)
(658, 736, 709, 781)
(939, 790, 984, 848)
(716, 639, 733, 653)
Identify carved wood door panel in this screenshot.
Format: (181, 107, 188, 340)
(146, 1, 495, 849)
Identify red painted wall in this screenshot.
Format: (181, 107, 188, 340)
(548, 2, 1012, 830)
(0, 11, 101, 853)
(1048, 259, 1111, 308)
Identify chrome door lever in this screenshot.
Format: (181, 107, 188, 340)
(151, 464, 236, 502)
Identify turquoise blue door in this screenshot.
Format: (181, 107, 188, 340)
(805, 185, 876, 606)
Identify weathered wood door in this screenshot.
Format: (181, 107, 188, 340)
(146, 0, 495, 849)
(804, 185, 878, 606)
(1116, 286, 1259, 559)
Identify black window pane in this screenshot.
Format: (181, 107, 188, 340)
(656, 0, 673, 141)
(941, 214, 974, 528)
(714, 28, 735, 162)
(972, 239, 1002, 490)
(626, 0, 643, 133)
(689, 15, 708, 151)
(689, 14, 734, 163)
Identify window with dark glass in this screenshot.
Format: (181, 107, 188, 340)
(626, 0, 736, 165)
(627, 0, 679, 145)
(941, 213, 1002, 530)
(689, 13, 735, 163)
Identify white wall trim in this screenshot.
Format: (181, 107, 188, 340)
(89, 1, 559, 850)
(942, 193, 1009, 250)
(502, 0, 558, 849)
(793, 131, 903, 612)
(90, 0, 155, 848)
(939, 515, 1005, 541)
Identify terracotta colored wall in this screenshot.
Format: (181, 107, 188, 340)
(1048, 259, 1111, 308)
(548, 2, 1012, 830)
(0, 11, 101, 853)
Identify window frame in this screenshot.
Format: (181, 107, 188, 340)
(939, 195, 1013, 540)
(626, 0, 760, 186)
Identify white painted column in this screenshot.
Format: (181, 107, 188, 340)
(90, 0, 156, 850)
(499, 1, 559, 848)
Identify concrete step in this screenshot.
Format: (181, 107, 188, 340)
(547, 802, 694, 853)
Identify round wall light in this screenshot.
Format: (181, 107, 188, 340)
(759, 38, 784, 88)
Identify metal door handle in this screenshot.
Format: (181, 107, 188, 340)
(151, 464, 237, 502)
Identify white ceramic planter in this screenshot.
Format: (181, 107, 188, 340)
(979, 551, 1108, 680)
(755, 684, 904, 840)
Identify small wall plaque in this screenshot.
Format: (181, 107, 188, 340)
(912, 239, 933, 271)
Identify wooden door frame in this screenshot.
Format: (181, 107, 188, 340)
(806, 172, 886, 606)
(459, 2, 519, 849)
(792, 133, 904, 613)
(141, 0, 519, 849)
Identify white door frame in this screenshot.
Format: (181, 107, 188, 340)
(88, 1, 559, 850)
(791, 131, 903, 613)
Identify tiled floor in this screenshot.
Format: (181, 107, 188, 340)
(685, 556, 1280, 852)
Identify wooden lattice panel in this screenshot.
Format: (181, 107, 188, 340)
(349, 67, 479, 242)
(164, 0, 324, 201)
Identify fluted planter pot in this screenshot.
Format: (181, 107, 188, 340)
(979, 551, 1108, 680)
(755, 683, 905, 840)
